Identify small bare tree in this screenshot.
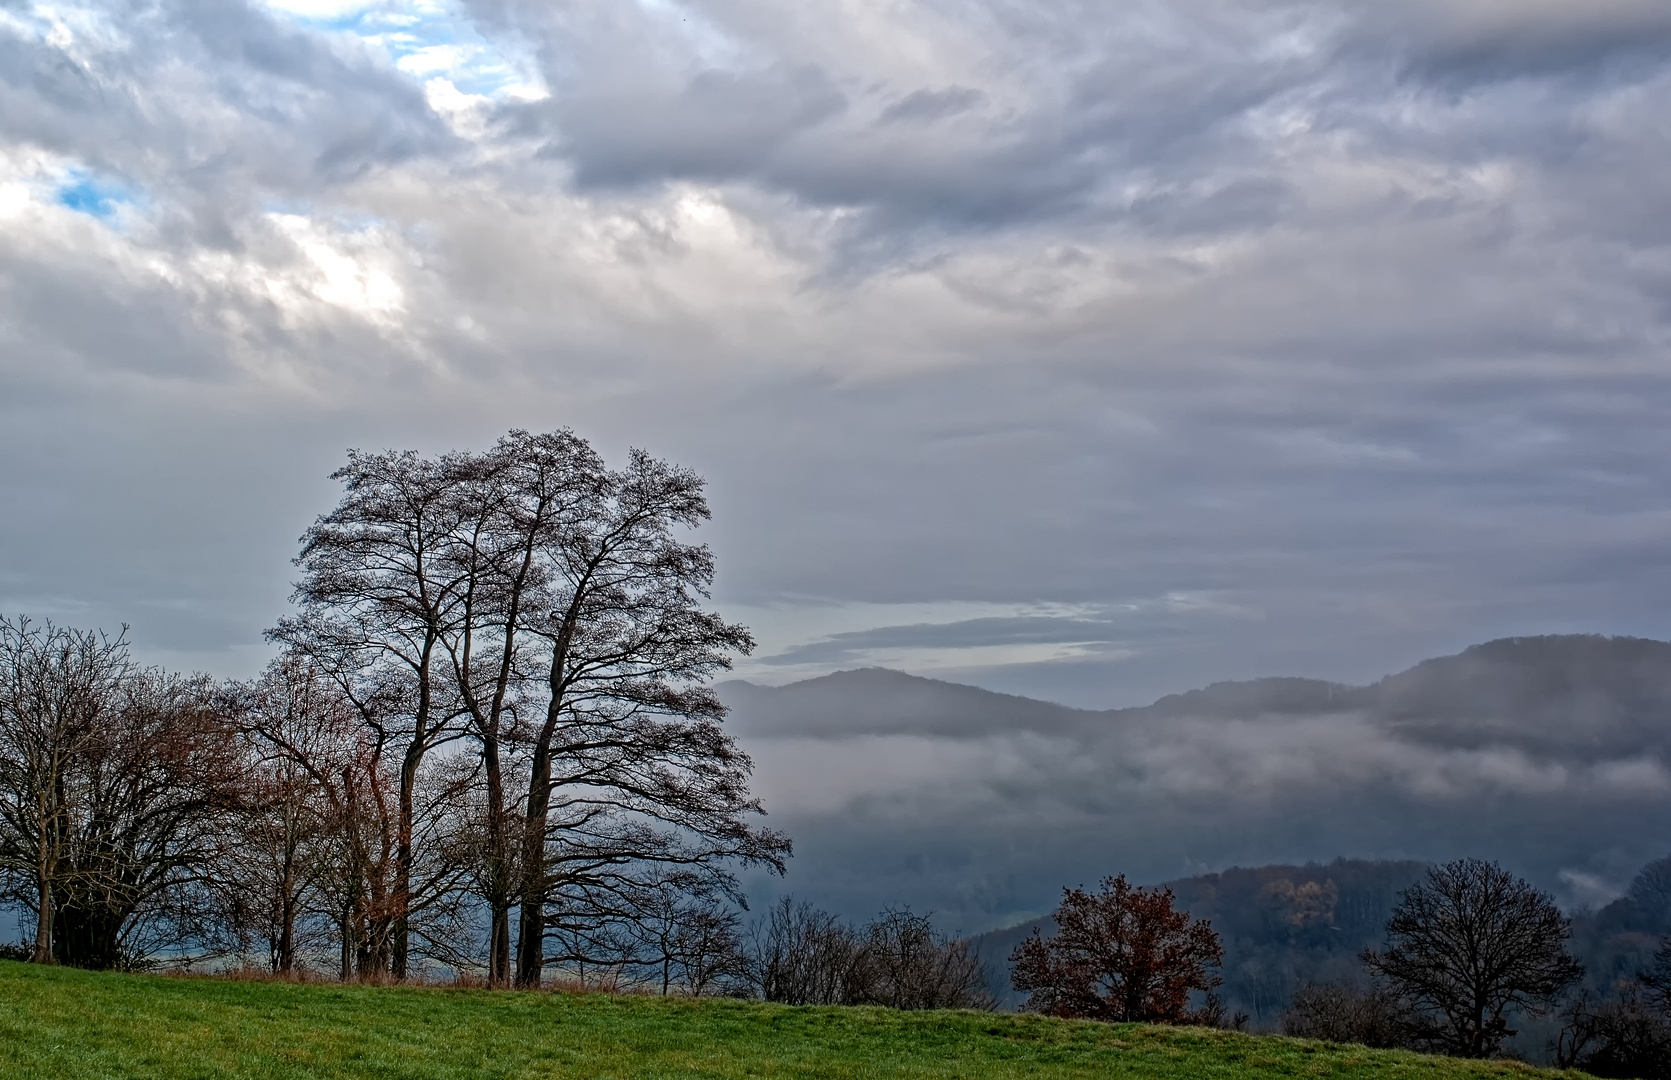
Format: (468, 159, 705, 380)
(1282, 982, 1413, 1047)
(1363, 858, 1582, 1058)
(848, 908, 995, 1011)
(51, 667, 242, 968)
(619, 881, 747, 997)
(744, 897, 860, 1005)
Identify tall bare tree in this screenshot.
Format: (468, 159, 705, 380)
(500, 442, 788, 987)
(272, 449, 478, 978)
(435, 430, 607, 986)
(1363, 858, 1583, 1057)
(279, 430, 788, 987)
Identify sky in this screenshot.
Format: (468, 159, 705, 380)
(2, 0, 1671, 708)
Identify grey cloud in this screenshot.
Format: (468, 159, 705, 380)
(880, 87, 986, 125)
(479, 1, 1318, 237)
(543, 65, 847, 188)
(0, 0, 452, 227)
(758, 615, 1138, 666)
(1337, 0, 1671, 84)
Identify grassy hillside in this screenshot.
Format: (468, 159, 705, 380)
(0, 960, 1592, 1080)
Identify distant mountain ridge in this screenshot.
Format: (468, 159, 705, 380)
(726, 634, 1671, 753)
(719, 634, 1671, 946)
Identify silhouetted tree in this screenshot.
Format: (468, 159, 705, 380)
(271, 448, 477, 980)
(0, 619, 241, 969)
(493, 437, 788, 988)
(1010, 875, 1224, 1022)
(619, 881, 747, 996)
(1628, 857, 1671, 936)
(0, 618, 128, 963)
(744, 897, 858, 1005)
(1363, 858, 1582, 1057)
(1557, 984, 1671, 1079)
(277, 430, 788, 988)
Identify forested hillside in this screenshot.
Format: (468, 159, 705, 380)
(968, 859, 1429, 1022)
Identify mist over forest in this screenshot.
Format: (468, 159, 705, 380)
(722, 634, 1671, 933)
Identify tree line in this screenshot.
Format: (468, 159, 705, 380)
(0, 429, 790, 986)
(1011, 857, 1670, 1072)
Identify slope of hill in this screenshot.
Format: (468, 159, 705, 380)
(720, 635, 1671, 934)
(0, 961, 1594, 1080)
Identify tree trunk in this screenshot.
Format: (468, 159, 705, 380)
(392, 645, 434, 980)
(515, 669, 566, 989)
(513, 752, 548, 988)
(32, 876, 53, 964)
(482, 729, 512, 988)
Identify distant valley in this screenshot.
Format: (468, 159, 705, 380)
(720, 634, 1671, 935)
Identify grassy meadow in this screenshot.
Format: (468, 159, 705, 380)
(0, 960, 1596, 1080)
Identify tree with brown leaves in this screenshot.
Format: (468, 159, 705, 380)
(1010, 874, 1224, 1023)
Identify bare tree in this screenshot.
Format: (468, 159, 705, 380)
(0, 619, 243, 968)
(848, 908, 995, 1011)
(279, 430, 788, 987)
(1282, 982, 1414, 1047)
(1363, 858, 1583, 1058)
(618, 880, 747, 997)
(234, 655, 473, 979)
(1627, 856, 1671, 934)
(53, 667, 242, 968)
(0, 618, 128, 963)
(1010, 875, 1224, 1023)
(494, 438, 789, 988)
(744, 897, 860, 1005)
(233, 732, 325, 974)
(1556, 985, 1671, 1078)
(668, 898, 748, 998)
(274, 448, 488, 979)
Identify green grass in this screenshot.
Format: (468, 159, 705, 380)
(0, 960, 1593, 1080)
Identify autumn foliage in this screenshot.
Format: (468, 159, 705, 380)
(1010, 875, 1224, 1023)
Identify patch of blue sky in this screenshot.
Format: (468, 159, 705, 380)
(54, 169, 141, 223)
(261, 197, 391, 236)
(261, 0, 545, 100)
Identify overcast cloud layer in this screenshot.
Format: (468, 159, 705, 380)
(2, 0, 1671, 707)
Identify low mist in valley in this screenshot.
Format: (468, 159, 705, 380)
(723, 634, 1671, 933)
